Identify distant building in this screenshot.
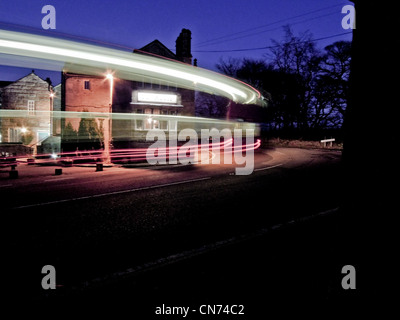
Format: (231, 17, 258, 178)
(0, 71, 55, 153)
(61, 28, 196, 150)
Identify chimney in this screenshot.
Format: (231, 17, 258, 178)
(176, 29, 193, 65)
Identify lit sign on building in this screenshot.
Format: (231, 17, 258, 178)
(138, 92, 178, 104)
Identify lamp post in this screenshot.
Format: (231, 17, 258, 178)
(104, 73, 114, 164)
(49, 91, 54, 136)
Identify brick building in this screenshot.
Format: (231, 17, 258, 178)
(61, 28, 196, 150)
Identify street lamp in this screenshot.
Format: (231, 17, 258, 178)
(49, 91, 54, 136)
(106, 73, 113, 80)
(104, 73, 114, 164)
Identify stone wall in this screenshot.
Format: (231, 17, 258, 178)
(0, 72, 52, 146)
(0, 143, 32, 156)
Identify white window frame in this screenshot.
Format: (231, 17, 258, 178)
(142, 108, 165, 130)
(27, 100, 35, 115)
(134, 108, 172, 131)
(8, 128, 20, 143)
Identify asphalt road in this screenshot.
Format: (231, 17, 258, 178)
(2, 147, 340, 208)
(3, 146, 361, 315)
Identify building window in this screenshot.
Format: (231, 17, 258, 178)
(160, 109, 169, 130)
(135, 109, 143, 130)
(152, 109, 160, 129)
(152, 81, 160, 90)
(134, 108, 171, 131)
(144, 108, 153, 130)
(8, 128, 20, 143)
(142, 108, 162, 130)
(137, 79, 144, 88)
(27, 100, 35, 115)
(135, 119, 143, 130)
(84, 81, 91, 90)
(159, 120, 168, 130)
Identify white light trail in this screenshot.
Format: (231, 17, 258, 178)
(0, 29, 266, 106)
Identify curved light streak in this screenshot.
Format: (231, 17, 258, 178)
(26, 138, 261, 165)
(0, 109, 258, 129)
(0, 29, 266, 106)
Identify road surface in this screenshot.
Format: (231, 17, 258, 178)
(3, 147, 359, 315)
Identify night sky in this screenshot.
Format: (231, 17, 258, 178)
(0, 0, 353, 84)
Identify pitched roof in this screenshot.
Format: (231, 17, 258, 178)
(1, 71, 51, 90)
(134, 39, 177, 60)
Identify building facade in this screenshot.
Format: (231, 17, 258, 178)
(0, 71, 54, 153)
(62, 28, 196, 150)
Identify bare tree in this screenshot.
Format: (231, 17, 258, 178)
(215, 26, 351, 137)
(195, 92, 230, 119)
(216, 57, 242, 77)
(320, 41, 351, 118)
(269, 25, 323, 132)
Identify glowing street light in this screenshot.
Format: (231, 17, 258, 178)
(106, 73, 114, 100)
(49, 91, 54, 135)
(103, 73, 114, 164)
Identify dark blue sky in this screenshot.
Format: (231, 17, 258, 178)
(0, 0, 353, 84)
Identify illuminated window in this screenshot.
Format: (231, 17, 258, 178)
(84, 81, 90, 90)
(152, 109, 160, 129)
(144, 108, 152, 130)
(27, 100, 35, 115)
(141, 108, 165, 130)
